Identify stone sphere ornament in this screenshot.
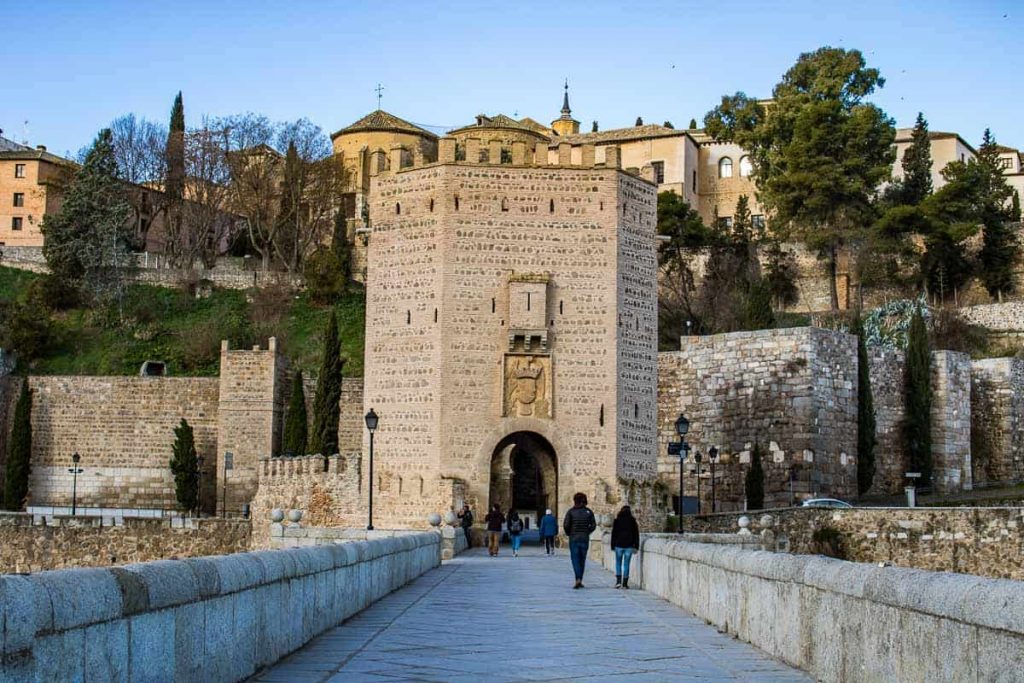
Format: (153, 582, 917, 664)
(287, 509, 303, 524)
(427, 513, 443, 527)
(737, 516, 751, 535)
(443, 511, 458, 527)
(760, 514, 775, 529)
(269, 508, 285, 523)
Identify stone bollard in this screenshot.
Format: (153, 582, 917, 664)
(737, 516, 752, 536)
(287, 509, 303, 528)
(759, 514, 776, 552)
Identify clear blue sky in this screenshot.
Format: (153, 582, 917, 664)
(2, 0, 1021, 157)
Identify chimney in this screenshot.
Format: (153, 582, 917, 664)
(36, 145, 46, 152)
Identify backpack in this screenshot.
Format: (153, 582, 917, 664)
(510, 519, 523, 534)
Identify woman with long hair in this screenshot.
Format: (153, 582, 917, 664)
(610, 505, 640, 588)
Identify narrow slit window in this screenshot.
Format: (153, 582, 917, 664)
(395, 202, 401, 215)
(634, 403, 639, 418)
(455, 195, 460, 211)
(549, 199, 555, 213)
(491, 298, 496, 313)
(501, 197, 509, 212)
(434, 308, 438, 322)
(406, 310, 411, 324)
(527, 292, 531, 311)
(429, 198, 434, 212)
(559, 300, 563, 315)
(599, 404, 604, 427)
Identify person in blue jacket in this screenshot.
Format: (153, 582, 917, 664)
(539, 508, 558, 555)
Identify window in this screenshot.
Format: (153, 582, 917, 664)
(13, 193, 24, 207)
(652, 161, 665, 185)
(14, 164, 26, 178)
(549, 199, 555, 213)
(752, 214, 766, 232)
(717, 216, 733, 230)
(395, 202, 401, 215)
(739, 156, 753, 177)
(692, 170, 697, 193)
(718, 157, 733, 178)
(500, 148, 512, 164)
(11, 217, 23, 230)
(998, 157, 1013, 170)
(455, 143, 466, 162)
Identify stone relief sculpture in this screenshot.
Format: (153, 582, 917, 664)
(504, 355, 552, 418)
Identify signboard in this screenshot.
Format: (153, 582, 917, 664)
(224, 452, 234, 471)
(667, 442, 683, 456)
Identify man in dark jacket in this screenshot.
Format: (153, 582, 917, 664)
(484, 504, 505, 557)
(562, 492, 597, 588)
(457, 504, 474, 548)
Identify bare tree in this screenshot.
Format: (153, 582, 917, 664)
(220, 113, 283, 270)
(179, 121, 238, 268)
(108, 114, 168, 249)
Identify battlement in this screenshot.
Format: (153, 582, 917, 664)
(367, 136, 658, 184)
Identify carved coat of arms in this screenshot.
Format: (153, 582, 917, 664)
(504, 355, 552, 418)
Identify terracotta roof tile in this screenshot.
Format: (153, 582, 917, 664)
(331, 110, 437, 140)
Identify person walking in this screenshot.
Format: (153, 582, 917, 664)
(610, 505, 640, 589)
(457, 504, 474, 549)
(539, 508, 558, 555)
(484, 504, 505, 557)
(562, 492, 597, 588)
(507, 508, 524, 557)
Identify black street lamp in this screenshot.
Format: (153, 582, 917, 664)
(365, 408, 379, 530)
(674, 414, 690, 528)
(68, 453, 83, 516)
(693, 450, 703, 515)
(708, 446, 719, 513)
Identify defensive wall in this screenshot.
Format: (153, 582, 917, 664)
(678, 506, 1024, 580)
(0, 533, 441, 682)
(0, 513, 250, 574)
(657, 327, 860, 510)
(971, 358, 1024, 486)
(608, 535, 1024, 682)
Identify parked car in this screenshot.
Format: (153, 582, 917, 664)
(801, 498, 853, 509)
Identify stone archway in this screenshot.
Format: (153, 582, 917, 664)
(488, 431, 558, 528)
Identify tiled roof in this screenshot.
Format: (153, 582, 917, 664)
(0, 135, 31, 152)
(331, 110, 437, 140)
(0, 147, 74, 166)
(449, 114, 549, 137)
(555, 124, 688, 145)
(517, 117, 552, 135)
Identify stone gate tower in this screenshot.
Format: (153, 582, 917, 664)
(363, 136, 658, 527)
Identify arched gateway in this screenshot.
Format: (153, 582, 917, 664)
(489, 431, 558, 526)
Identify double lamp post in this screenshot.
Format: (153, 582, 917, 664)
(670, 414, 720, 528)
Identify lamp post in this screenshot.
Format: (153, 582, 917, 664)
(365, 408, 379, 530)
(68, 453, 83, 516)
(708, 446, 719, 513)
(674, 414, 690, 528)
(693, 450, 703, 515)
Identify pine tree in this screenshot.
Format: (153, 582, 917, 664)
(311, 311, 344, 456)
(165, 92, 185, 203)
(853, 316, 877, 495)
(904, 307, 932, 486)
(733, 194, 752, 240)
(41, 129, 133, 306)
(282, 371, 308, 457)
(688, 118, 698, 130)
(745, 443, 765, 510)
(976, 129, 1019, 298)
(169, 418, 199, 514)
(901, 112, 933, 206)
(3, 382, 32, 511)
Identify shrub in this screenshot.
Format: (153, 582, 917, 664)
(0, 301, 54, 361)
(304, 248, 347, 305)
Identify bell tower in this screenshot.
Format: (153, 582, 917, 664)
(551, 81, 580, 137)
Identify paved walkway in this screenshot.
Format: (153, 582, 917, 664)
(254, 545, 809, 682)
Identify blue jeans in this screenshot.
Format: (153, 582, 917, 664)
(569, 537, 589, 580)
(614, 547, 635, 578)
(510, 534, 522, 552)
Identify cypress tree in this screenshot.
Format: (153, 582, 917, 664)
(277, 141, 303, 270)
(330, 208, 353, 289)
(169, 418, 199, 514)
(663, 121, 674, 129)
(282, 371, 308, 457)
(635, 116, 644, 126)
(904, 307, 932, 486)
(591, 120, 598, 132)
(745, 443, 765, 510)
(901, 112, 933, 206)
(3, 382, 33, 511)
(688, 118, 698, 130)
(165, 92, 185, 203)
(976, 129, 1019, 298)
(311, 311, 344, 456)
(853, 316, 877, 495)
(1012, 191, 1021, 222)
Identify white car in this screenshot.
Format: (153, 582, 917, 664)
(801, 498, 852, 509)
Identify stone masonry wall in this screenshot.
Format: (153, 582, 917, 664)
(679, 506, 1024, 580)
(657, 327, 858, 511)
(0, 512, 251, 573)
(297, 375, 364, 457)
(867, 348, 973, 495)
(958, 301, 1024, 333)
(14, 376, 220, 509)
(971, 358, 1024, 486)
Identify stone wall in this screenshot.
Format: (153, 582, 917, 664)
(249, 454, 363, 548)
(0, 512, 250, 573)
(620, 536, 1024, 682)
(678, 506, 1024, 580)
(867, 348, 973, 495)
(298, 375, 364, 457)
(0, 533, 441, 682)
(958, 301, 1024, 333)
(971, 358, 1024, 486)
(14, 375, 220, 510)
(657, 327, 858, 511)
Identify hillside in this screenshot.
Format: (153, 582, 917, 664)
(0, 266, 365, 378)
